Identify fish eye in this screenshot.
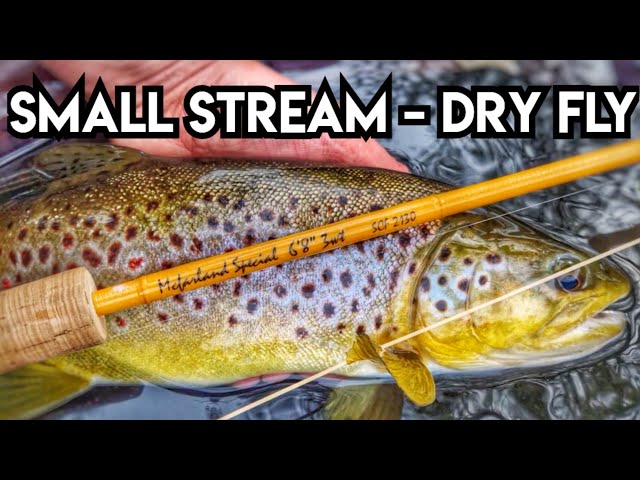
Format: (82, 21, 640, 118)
(556, 273, 581, 292)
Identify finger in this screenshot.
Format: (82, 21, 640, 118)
(39, 60, 408, 172)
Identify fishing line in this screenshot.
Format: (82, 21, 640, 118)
(105, 178, 618, 340)
(218, 235, 640, 420)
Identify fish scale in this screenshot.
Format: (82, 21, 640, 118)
(0, 143, 629, 419)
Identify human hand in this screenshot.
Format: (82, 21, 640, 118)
(40, 60, 407, 172)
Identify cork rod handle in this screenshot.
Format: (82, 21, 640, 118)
(0, 268, 106, 374)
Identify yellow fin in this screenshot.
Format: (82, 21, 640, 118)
(323, 384, 404, 420)
(0, 363, 91, 420)
(346, 334, 436, 407)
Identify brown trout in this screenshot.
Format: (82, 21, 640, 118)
(0, 144, 630, 419)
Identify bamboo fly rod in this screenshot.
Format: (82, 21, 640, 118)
(1, 138, 639, 374)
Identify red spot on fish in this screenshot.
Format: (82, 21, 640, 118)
(52, 262, 61, 274)
(295, 327, 308, 339)
(14, 273, 22, 283)
(125, 226, 138, 241)
(194, 298, 204, 310)
(115, 316, 127, 328)
(62, 233, 74, 248)
(69, 215, 79, 227)
(191, 237, 204, 254)
(128, 257, 143, 270)
(146, 201, 159, 212)
(9, 250, 17, 266)
(228, 315, 238, 326)
(146, 229, 161, 242)
(2, 279, 11, 289)
(301, 283, 315, 298)
(170, 233, 184, 248)
(164, 213, 173, 222)
(83, 217, 96, 228)
(105, 214, 118, 231)
(173, 294, 185, 304)
(108, 241, 122, 265)
(92, 229, 102, 239)
(124, 205, 135, 216)
(158, 312, 169, 323)
(82, 248, 102, 268)
(66, 262, 78, 270)
(17, 228, 28, 241)
(21, 250, 32, 267)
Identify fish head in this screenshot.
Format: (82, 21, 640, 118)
(410, 213, 630, 369)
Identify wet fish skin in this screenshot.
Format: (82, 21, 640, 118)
(0, 143, 630, 419)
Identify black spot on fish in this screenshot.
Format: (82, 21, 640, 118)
(161, 259, 173, 270)
(351, 299, 359, 313)
(355, 242, 366, 254)
(37, 217, 48, 231)
(125, 225, 138, 241)
(190, 237, 204, 254)
(8, 251, 17, 265)
(376, 244, 385, 260)
(21, 250, 32, 267)
(337, 323, 346, 332)
(203, 192, 213, 202)
(338, 196, 348, 206)
(486, 253, 501, 264)
(38, 246, 50, 264)
(278, 215, 289, 227)
(173, 294, 185, 304)
(464, 257, 473, 266)
(243, 229, 257, 246)
(390, 269, 400, 290)
(82, 248, 101, 268)
(223, 221, 234, 233)
(398, 234, 411, 248)
(274, 285, 287, 298)
(289, 196, 299, 208)
(50, 220, 60, 231)
(158, 312, 169, 323)
(363, 286, 372, 297)
(105, 214, 118, 231)
(218, 196, 229, 207)
(408, 262, 417, 275)
(233, 199, 245, 210)
(295, 327, 308, 339)
(312, 207, 320, 215)
(194, 299, 204, 310)
(245, 214, 253, 222)
(340, 271, 353, 288)
(62, 233, 74, 248)
(108, 242, 122, 265)
(420, 276, 431, 292)
(147, 229, 161, 242)
(439, 246, 451, 262)
(247, 298, 259, 314)
(369, 204, 383, 212)
(479, 275, 488, 286)
(356, 325, 366, 335)
(458, 278, 469, 293)
(322, 269, 333, 283)
(323, 302, 336, 318)
(68, 215, 79, 226)
(233, 282, 242, 297)
(164, 214, 173, 222)
(228, 315, 238, 326)
(291, 303, 299, 313)
(124, 205, 135, 216)
(438, 275, 447, 286)
(374, 315, 383, 330)
(367, 273, 376, 288)
(17, 228, 28, 241)
(207, 217, 219, 229)
(301, 283, 316, 298)
(170, 233, 184, 248)
(435, 300, 448, 312)
(259, 210, 274, 222)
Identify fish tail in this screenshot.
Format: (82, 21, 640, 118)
(0, 363, 91, 420)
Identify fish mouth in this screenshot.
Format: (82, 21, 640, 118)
(486, 309, 628, 366)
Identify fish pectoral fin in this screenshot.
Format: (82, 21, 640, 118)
(323, 383, 404, 420)
(346, 334, 436, 407)
(0, 363, 91, 420)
